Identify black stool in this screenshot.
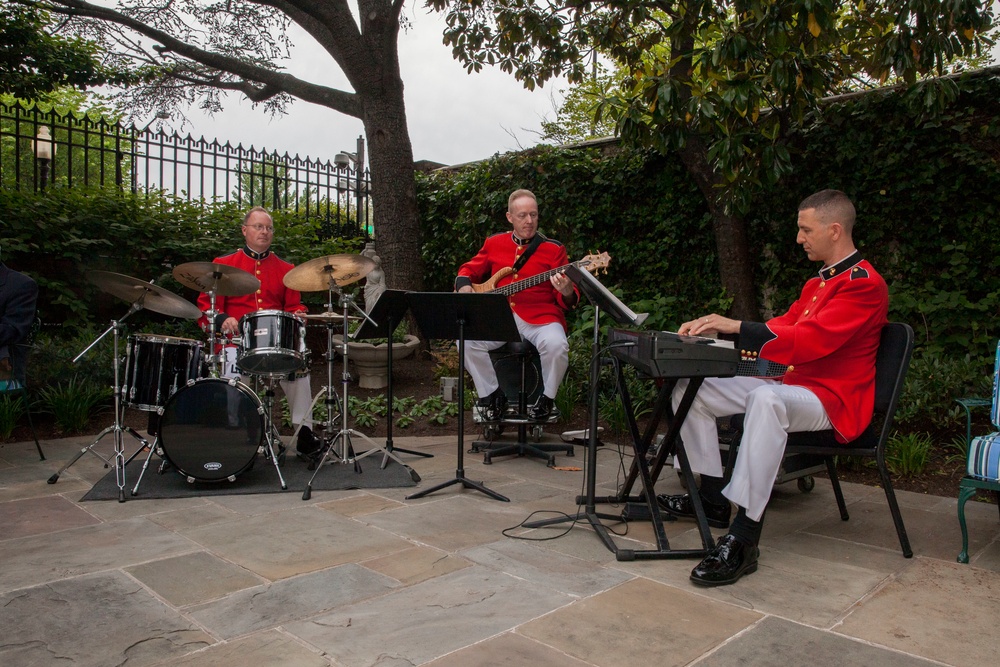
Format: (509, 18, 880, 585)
(471, 340, 574, 466)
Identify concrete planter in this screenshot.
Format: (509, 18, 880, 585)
(345, 335, 420, 389)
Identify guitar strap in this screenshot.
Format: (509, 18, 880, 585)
(512, 233, 545, 272)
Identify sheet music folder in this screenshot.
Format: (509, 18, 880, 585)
(353, 289, 410, 340)
(405, 292, 519, 343)
(565, 265, 648, 327)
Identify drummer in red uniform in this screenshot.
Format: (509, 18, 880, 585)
(196, 207, 323, 457)
(656, 189, 888, 587)
(455, 189, 579, 422)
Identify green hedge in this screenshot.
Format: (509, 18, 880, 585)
(0, 188, 363, 333)
(417, 75, 1000, 361)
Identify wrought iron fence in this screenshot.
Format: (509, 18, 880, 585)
(0, 101, 370, 238)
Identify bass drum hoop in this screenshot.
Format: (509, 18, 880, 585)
(157, 377, 263, 482)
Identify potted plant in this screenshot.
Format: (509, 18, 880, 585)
(343, 320, 420, 389)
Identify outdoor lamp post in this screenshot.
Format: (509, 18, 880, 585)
(335, 135, 366, 237)
(32, 126, 55, 190)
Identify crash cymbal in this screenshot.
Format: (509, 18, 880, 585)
(283, 254, 376, 291)
(172, 262, 261, 296)
(88, 270, 203, 319)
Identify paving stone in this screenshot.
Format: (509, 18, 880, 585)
(318, 491, 405, 517)
(0, 570, 212, 666)
(146, 502, 243, 531)
(125, 550, 266, 607)
(461, 538, 633, 598)
(163, 630, 329, 666)
(362, 494, 532, 552)
(0, 494, 100, 540)
(696, 616, 940, 666)
(804, 497, 994, 560)
(0, 516, 197, 593)
(188, 563, 399, 639)
(518, 577, 761, 667)
(285, 564, 572, 666)
(361, 544, 472, 585)
(424, 631, 594, 666)
(177, 505, 413, 580)
(838, 558, 1000, 666)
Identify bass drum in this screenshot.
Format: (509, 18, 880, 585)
(158, 378, 263, 482)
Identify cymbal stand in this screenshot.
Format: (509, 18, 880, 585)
(202, 286, 224, 377)
(302, 288, 410, 500)
(47, 300, 149, 502)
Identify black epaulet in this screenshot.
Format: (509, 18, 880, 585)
(849, 265, 870, 280)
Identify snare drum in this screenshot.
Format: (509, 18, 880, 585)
(122, 334, 204, 411)
(158, 377, 263, 482)
(236, 310, 307, 376)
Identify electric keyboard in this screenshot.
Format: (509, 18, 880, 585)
(607, 329, 787, 379)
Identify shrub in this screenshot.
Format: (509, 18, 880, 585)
(36, 376, 112, 433)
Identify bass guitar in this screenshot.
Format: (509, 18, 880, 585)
(471, 252, 611, 295)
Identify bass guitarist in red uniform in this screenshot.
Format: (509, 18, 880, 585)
(455, 189, 579, 422)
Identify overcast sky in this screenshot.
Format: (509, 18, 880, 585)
(168, 8, 566, 169)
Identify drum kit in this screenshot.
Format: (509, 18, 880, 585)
(47, 252, 396, 502)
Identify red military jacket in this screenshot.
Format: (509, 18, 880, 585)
(196, 246, 306, 332)
(455, 232, 578, 330)
(738, 251, 888, 443)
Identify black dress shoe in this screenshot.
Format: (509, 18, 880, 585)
(690, 533, 759, 587)
(656, 493, 732, 528)
(296, 426, 323, 457)
(527, 395, 559, 421)
(476, 387, 508, 422)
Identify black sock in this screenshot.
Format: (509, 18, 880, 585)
(698, 474, 727, 506)
(729, 507, 765, 547)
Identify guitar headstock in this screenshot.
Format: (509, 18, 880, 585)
(579, 251, 611, 275)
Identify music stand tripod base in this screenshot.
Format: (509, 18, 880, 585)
(403, 292, 519, 502)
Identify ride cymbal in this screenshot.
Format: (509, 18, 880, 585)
(88, 270, 203, 319)
(172, 262, 261, 296)
(283, 254, 376, 291)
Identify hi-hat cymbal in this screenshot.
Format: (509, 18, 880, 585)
(88, 270, 203, 320)
(283, 254, 376, 292)
(172, 262, 261, 296)
(300, 312, 363, 321)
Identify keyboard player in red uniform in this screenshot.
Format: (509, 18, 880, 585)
(659, 189, 888, 586)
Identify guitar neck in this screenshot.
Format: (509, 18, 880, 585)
(490, 262, 578, 297)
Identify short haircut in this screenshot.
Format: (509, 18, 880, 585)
(242, 206, 273, 226)
(798, 189, 855, 234)
(508, 189, 537, 211)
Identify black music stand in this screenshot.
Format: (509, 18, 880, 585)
(353, 289, 433, 463)
(521, 268, 703, 561)
(404, 292, 519, 501)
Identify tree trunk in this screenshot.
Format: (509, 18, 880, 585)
(361, 90, 424, 293)
(676, 138, 759, 321)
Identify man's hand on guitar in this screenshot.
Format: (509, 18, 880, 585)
(550, 270, 574, 297)
(457, 285, 474, 294)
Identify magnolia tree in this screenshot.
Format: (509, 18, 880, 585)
(432, 0, 995, 317)
(11, 0, 424, 292)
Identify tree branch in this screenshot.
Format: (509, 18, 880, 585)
(16, 0, 362, 116)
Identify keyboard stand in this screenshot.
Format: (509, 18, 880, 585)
(589, 365, 716, 559)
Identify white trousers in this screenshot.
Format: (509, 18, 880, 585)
(222, 347, 313, 427)
(463, 313, 569, 399)
(672, 377, 831, 522)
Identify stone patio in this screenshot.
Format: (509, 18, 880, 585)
(1, 432, 998, 666)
